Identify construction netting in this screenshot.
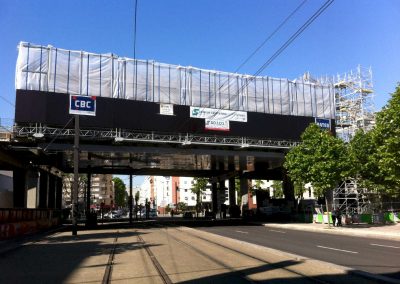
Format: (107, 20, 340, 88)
(15, 42, 335, 119)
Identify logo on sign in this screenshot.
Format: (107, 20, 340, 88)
(205, 119, 230, 131)
(315, 118, 331, 130)
(69, 95, 96, 116)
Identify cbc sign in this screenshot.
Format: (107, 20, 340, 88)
(69, 95, 96, 116)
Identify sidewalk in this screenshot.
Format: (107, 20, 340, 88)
(261, 222, 400, 241)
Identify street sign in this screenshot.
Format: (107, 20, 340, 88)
(315, 118, 331, 130)
(205, 119, 230, 131)
(69, 95, 96, 116)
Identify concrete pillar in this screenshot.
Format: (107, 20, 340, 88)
(55, 177, 62, 209)
(282, 172, 294, 201)
(48, 174, 56, 208)
(38, 171, 49, 208)
(86, 172, 91, 215)
(13, 169, 26, 208)
(239, 177, 249, 209)
(211, 182, 218, 215)
(283, 170, 295, 211)
(26, 170, 39, 208)
(228, 156, 236, 206)
(228, 177, 236, 206)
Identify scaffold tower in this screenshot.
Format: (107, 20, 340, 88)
(334, 179, 373, 215)
(334, 65, 375, 142)
(300, 66, 377, 215)
(332, 66, 376, 214)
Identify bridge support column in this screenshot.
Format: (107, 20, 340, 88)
(229, 177, 236, 206)
(13, 169, 26, 208)
(283, 171, 295, 210)
(38, 171, 49, 208)
(25, 170, 39, 208)
(86, 172, 91, 215)
(211, 182, 218, 216)
(239, 177, 249, 210)
(55, 176, 63, 209)
(48, 174, 56, 208)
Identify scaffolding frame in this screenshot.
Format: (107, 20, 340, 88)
(14, 125, 299, 149)
(334, 65, 375, 142)
(333, 179, 373, 215)
(332, 66, 376, 215)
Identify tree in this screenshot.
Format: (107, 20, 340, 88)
(370, 84, 400, 198)
(284, 124, 350, 198)
(272, 180, 284, 198)
(191, 177, 208, 216)
(135, 191, 140, 205)
(62, 174, 87, 206)
(112, 177, 127, 207)
(235, 178, 241, 205)
(177, 202, 187, 212)
(293, 181, 306, 199)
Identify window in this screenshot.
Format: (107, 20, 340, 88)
(184, 180, 188, 185)
(191, 196, 195, 200)
(203, 195, 206, 200)
(184, 197, 188, 201)
(184, 189, 188, 192)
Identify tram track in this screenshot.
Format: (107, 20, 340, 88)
(101, 231, 119, 284)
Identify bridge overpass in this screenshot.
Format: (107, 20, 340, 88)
(1, 42, 335, 227)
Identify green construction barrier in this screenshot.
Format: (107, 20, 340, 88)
(315, 213, 333, 224)
(360, 214, 372, 224)
(384, 212, 395, 223)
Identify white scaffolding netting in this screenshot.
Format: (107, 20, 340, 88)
(15, 42, 335, 119)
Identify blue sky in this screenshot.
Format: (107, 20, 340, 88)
(1, 0, 399, 185)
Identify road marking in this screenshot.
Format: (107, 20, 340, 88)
(269, 229, 286, 234)
(370, 243, 400, 249)
(317, 245, 358, 254)
(235, 230, 248, 234)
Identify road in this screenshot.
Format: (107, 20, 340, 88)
(0, 225, 385, 284)
(199, 225, 400, 280)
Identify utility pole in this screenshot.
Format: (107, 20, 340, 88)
(72, 115, 79, 235)
(129, 174, 133, 224)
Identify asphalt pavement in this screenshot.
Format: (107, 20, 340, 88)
(0, 220, 399, 283)
(199, 223, 400, 282)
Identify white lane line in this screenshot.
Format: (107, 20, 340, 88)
(269, 229, 286, 234)
(235, 230, 249, 234)
(370, 243, 400, 249)
(317, 245, 358, 254)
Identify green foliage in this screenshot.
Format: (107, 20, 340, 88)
(235, 178, 241, 205)
(177, 202, 187, 212)
(254, 180, 264, 188)
(135, 191, 140, 204)
(112, 177, 127, 207)
(191, 177, 208, 205)
(371, 84, 400, 196)
(293, 181, 306, 199)
(272, 180, 284, 198)
(284, 124, 350, 197)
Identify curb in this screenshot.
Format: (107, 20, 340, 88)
(259, 223, 400, 241)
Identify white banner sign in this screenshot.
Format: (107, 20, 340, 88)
(190, 107, 247, 122)
(205, 119, 230, 131)
(160, 104, 174, 115)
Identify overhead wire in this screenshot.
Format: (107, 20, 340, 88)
(206, 0, 334, 123)
(253, 0, 334, 77)
(180, 0, 311, 130)
(133, 0, 138, 60)
(233, 0, 308, 74)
